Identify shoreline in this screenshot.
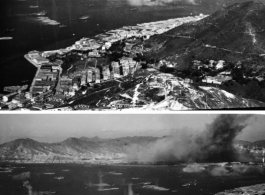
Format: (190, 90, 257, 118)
(24, 14, 208, 69)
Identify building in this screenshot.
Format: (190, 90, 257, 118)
(73, 83, 79, 91)
(87, 69, 93, 83)
(32, 56, 50, 65)
(28, 51, 41, 59)
(122, 63, 130, 76)
(103, 66, 111, 80)
(111, 62, 120, 78)
(95, 68, 101, 83)
(48, 106, 73, 111)
(81, 73, 87, 86)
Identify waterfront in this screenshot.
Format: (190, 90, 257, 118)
(0, 0, 213, 93)
(1, 163, 265, 195)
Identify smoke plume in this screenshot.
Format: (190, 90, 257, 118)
(12, 172, 30, 180)
(210, 164, 264, 176)
(23, 180, 34, 195)
(127, 115, 253, 163)
(183, 164, 205, 173)
(126, 0, 197, 7)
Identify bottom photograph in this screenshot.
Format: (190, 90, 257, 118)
(0, 114, 265, 195)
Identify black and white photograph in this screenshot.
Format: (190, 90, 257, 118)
(1, 114, 265, 195)
(1, 0, 265, 110)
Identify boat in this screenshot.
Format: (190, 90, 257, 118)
(5, 28, 16, 33)
(29, 11, 47, 16)
(98, 188, 119, 191)
(29, 5, 39, 8)
(79, 15, 90, 20)
(54, 176, 64, 180)
(59, 24, 67, 28)
(0, 37, 12, 40)
(109, 172, 122, 175)
(131, 8, 138, 11)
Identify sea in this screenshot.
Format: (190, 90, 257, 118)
(0, 0, 216, 94)
(1, 163, 265, 195)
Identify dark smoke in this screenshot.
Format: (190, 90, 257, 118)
(196, 114, 252, 162)
(127, 115, 252, 163)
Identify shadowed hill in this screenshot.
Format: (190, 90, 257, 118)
(143, 1, 265, 70)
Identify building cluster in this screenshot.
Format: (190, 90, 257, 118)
(57, 57, 138, 97)
(0, 90, 32, 110)
(190, 59, 233, 85)
(0, 14, 208, 110)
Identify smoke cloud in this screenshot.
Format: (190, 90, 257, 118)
(23, 180, 34, 195)
(127, 115, 253, 163)
(183, 164, 205, 173)
(12, 172, 30, 180)
(126, 0, 197, 7)
(210, 164, 264, 176)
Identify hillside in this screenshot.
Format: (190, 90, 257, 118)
(1, 137, 265, 164)
(235, 140, 265, 148)
(0, 137, 158, 164)
(141, 1, 265, 103)
(67, 70, 265, 110)
(144, 1, 265, 66)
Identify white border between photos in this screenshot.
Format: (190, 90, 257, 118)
(0, 110, 265, 115)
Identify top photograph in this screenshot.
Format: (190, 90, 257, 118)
(1, 0, 265, 111)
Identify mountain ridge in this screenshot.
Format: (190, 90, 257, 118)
(0, 136, 264, 164)
(143, 1, 265, 66)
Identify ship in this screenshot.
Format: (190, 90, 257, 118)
(59, 24, 67, 28)
(0, 37, 12, 40)
(29, 11, 47, 16)
(29, 5, 39, 8)
(5, 28, 16, 33)
(79, 15, 90, 20)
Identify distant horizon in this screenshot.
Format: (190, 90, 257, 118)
(1, 134, 264, 145)
(0, 114, 265, 144)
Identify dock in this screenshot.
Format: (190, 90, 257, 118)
(24, 54, 41, 93)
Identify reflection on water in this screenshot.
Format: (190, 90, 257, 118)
(1, 163, 265, 195)
(0, 0, 214, 92)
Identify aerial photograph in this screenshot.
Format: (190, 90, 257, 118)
(1, 0, 265, 110)
(1, 114, 265, 195)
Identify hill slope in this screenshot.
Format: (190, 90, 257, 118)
(1, 137, 265, 163)
(141, 1, 265, 103)
(0, 137, 158, 163)
(144, 1, 265, 63)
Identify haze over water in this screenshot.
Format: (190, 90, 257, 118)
(0, 0, 212, 93)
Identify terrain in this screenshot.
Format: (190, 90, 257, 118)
(66, 1, 265, 109)
(141, 1, 265, 103)
(2, 1, 265, 110)
(0, 136, 264, 164)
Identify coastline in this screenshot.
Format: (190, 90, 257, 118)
(18, 14, 208, 110)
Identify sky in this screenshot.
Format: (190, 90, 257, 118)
(0, 114, 265, 144)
